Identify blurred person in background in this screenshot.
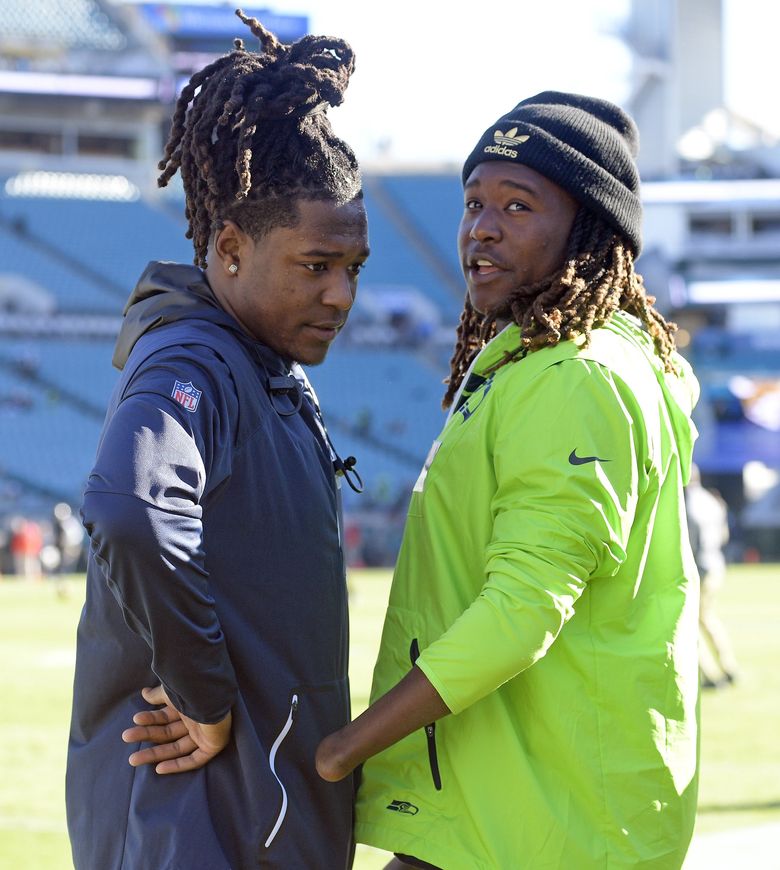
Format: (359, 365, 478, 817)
(53, 501, 84, 572)
(317, 92, 701, 869)
(66, 11, 368, 869)
(686, 463, 739, 688)
(0, 520, 11, 577)
(9, 515, 43, 581)
(47, 501, 85, 598)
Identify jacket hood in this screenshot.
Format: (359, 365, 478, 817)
(604, 312, 700, 483)
(113, 261, 244, 370)
(661, 362, 699, 483)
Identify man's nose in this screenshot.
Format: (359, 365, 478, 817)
(323, 271, 355, 311)
(469, 208, 502, 242)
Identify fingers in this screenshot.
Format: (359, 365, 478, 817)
(152, 746, 222, 775)
(131, 706, 177, 727)
(141, 684, 171, 706)
(122, 691, 185, 745)
(127, 734, 196, 769)
(128, 736, 224, 775)
(122, 685, 186, 759)
(122, 717, 189, 746)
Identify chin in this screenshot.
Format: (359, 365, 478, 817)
(469, 287, 512, 318)
(294, 346, 331, 367)
(467, 290, 490, 317)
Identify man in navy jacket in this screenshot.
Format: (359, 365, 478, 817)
(66, 14, 369, 869)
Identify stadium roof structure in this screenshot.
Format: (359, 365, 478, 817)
(1, 0, 128, 53)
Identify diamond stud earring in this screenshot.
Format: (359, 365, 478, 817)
(228, 263, 238, 275)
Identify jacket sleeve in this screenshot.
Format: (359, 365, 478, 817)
(416, 358, 646, 715)
(82, 348, 238, 723)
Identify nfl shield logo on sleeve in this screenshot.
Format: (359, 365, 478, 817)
(171, 380, 202, 412)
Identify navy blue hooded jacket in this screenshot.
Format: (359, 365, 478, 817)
(67, 262, 354, 869)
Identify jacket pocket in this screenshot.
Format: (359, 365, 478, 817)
(260, 678, 354, 865)
(263, 693, 299, 848)
(410, 638, 442, 791)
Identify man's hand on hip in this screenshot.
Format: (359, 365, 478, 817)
(122, 684, 232, 774)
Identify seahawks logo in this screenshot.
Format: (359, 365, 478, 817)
(386, 799, 419, 815)
(459, 374, 494, 421)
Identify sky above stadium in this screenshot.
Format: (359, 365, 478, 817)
(118, 0, 778, 165)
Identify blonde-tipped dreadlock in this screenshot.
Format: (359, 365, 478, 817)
(443, 210, 678, 409)
(158, 9, 362, 267)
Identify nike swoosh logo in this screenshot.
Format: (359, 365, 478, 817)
(569, 449, 610, 466)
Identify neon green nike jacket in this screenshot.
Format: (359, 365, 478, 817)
(355, 312, 701, 869)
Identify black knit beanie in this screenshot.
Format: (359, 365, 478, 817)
(461, 91, 643, 254)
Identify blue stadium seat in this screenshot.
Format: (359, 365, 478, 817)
(360, 184, 463, 318)
(0, 194, 193, 304)
(0, 365, 102, 503)
(0, 338, 118, 411)
(312, 345, 448, 504)
(381, 174, 464, 278)
(0, 223, 123, 313)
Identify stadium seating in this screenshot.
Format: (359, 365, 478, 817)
(0, 338, 118, 412)
(0, 362, 102, 506)
(381, 174, 465, 281)
(313, 344, 448, 507)
(360, 183, 464, 317)
(0, 194, 194, 311)
(0, 221, 122, 314)
(691, 326, 780, 374)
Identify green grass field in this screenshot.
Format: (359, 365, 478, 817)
(1, 565, 778, 869)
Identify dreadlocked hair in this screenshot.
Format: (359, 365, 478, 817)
(157, 9, 362, 267)
(442, 209, 678, 409)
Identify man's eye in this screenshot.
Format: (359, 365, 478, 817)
(507, 202, 528, 212)
(304, 263, 327, 272)
(349, 262, 366, 275)
(465, 199, 481, 210)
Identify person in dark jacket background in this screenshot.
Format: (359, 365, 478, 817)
(66, 11, 369, 869)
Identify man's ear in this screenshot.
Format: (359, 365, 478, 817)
(212, 220, 247, 273)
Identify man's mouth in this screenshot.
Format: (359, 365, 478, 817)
(307, 322, 343, 340)
(467, 254, 505, 276)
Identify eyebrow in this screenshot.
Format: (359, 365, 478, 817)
(300, 247, 371, 259)
(464, 179, 539, 198)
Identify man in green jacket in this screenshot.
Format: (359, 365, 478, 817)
(318, 91, 700, 869)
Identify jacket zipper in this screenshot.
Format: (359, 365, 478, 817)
(409, 639, 442, 791)
(264, 694, 298, 848)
